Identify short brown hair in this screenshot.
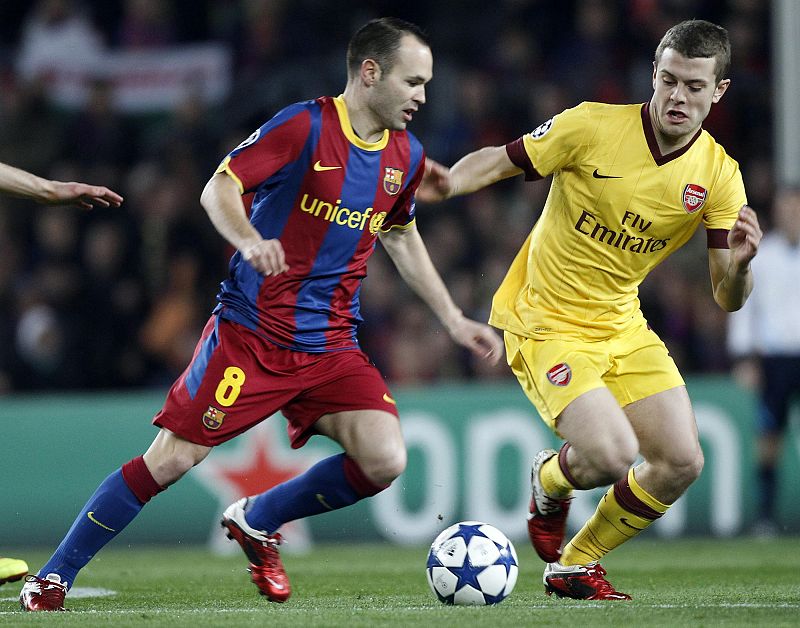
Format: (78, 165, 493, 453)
(346, 17, 429, 79)
(655, 19, 731, 83)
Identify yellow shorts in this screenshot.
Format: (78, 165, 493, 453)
(504, 323, 684, 434)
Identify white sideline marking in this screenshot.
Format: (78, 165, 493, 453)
(0, 586, 116, 603)
(519, 603, 800, 609)
(2, 601, 800, 615)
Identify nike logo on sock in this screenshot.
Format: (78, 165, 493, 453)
(316, 493, 333, 510)
(619, 517, 644, 531)
(87, 511, 116, 532)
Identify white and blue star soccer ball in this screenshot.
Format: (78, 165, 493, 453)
(426, 521, 518, 605)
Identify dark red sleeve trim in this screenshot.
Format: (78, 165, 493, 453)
(506, 138, 543, 182)
(707, 228, 730, 249)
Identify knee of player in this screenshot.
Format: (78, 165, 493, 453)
(150, 450, 201, 485)
(363, 445, 407, 486)
(676, 448, 704, 484)
(653, 446, 704, 489)
(590, 450, 637, 485)
(384, 446, 407, 481)
(594, 439, 638, 482)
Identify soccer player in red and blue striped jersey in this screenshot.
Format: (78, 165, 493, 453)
(210, 91, 426, 353)
(21, 17, 502, 611)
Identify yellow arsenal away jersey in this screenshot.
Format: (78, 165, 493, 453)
(490, 101, 746, 340)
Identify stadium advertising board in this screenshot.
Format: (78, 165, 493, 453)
(2, 380, 797, 550)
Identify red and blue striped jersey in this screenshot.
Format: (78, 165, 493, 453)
(213, 95, 425, 352)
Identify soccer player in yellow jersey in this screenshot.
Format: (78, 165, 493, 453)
(418, 19, 762, 600)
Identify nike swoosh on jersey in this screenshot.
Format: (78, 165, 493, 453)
(382, 393, 396, 405)
(87, 511, 116, 532)
(592, 168, 623, 179)
(313, 160, 342, 171)
(619, 517, 644, 531)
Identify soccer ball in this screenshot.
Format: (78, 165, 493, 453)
(426, 521, 518, 605)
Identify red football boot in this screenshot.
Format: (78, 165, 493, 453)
(19, 574, 68, 611)
(221, 497, 291, 602)
(543, 562, 631, 600)
(528, 449, 573, 563)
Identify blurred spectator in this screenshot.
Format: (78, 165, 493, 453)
(79, 217, 147, 387)
(62, 79, 137, 173)
(727, 187, 800, 536)
(15, 0, 105, 92)
(0, 79, 64, 174)
(117, 0, 176, 49)
(138, 249, 208, 386)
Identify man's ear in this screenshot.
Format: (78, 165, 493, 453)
(712, 78, 730, 103)
(361, 58, 381, 86)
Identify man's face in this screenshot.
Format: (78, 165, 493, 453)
(650, 48, 729, 146)
(369, 35, 432, 131)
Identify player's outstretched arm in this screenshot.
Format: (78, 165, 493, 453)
(200, 172, 288, 276)
(708, 205, 762, 311)
(415, 147, 523, 204)
(0, 161, 123, 209)
(379, 224, 502, 364)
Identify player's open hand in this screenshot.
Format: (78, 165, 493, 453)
(50, 181, 124, 209)
(446, 315, 503, 365)
(727, 205, 761, 269)
(242, 238, 289, 276)
(415, 157, 453, 204)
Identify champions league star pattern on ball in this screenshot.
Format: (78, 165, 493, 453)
(426, 521, 518, 605)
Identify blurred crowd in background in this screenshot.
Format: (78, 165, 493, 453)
(0, 0, 772, 393)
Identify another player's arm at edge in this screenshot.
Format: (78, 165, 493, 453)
(378, 223, 502, 362)
(200, 171, 288, 276)
(0, 161, 123, 209)
(447, 146, 523, 197)
(707, 204, 760, 312)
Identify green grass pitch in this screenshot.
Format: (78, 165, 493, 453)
(2, 537, 798, 627)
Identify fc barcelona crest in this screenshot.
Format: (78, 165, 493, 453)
(682, 183, 707, 214)
(203, 405, 226, 430)
(383, 167, 404, 196)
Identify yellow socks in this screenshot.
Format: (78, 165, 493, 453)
(539, 450, 576, 498)
(560, 467, 668, 565)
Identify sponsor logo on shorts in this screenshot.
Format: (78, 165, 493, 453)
(382, 392, 396, 405)
(546, 363, 572, 386)
(383, 167, 404, 196)
(682, 183, 707, 214)
(203, 405, 226, 430)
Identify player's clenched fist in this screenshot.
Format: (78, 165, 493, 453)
(727, 205, 761, 269)
(242, 239, 289, 276)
